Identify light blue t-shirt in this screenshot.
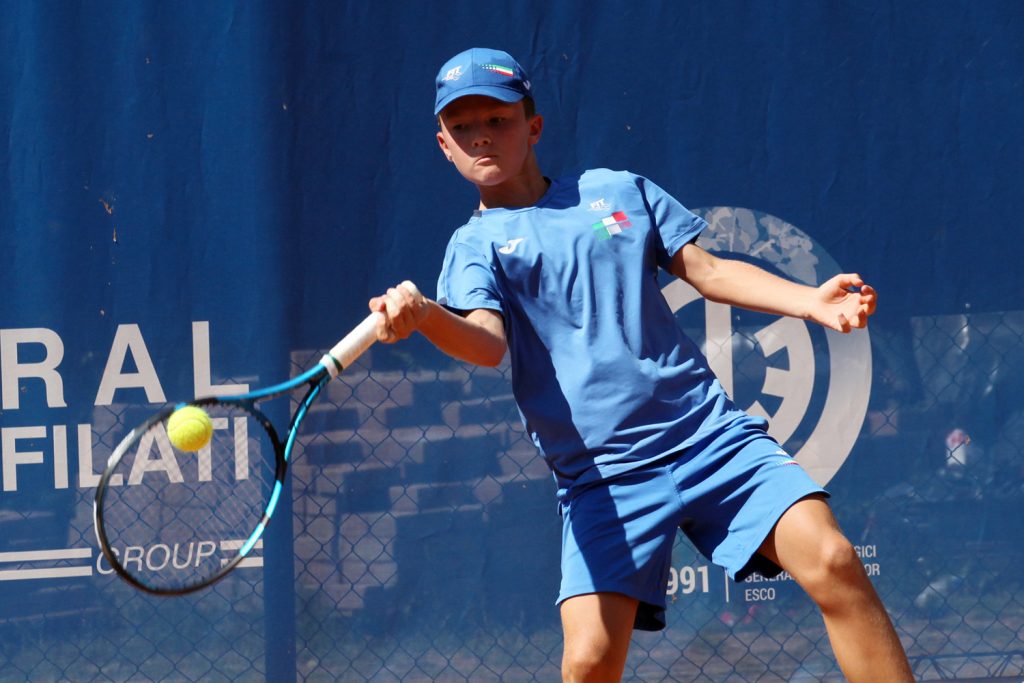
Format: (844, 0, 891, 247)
(437, 169, 752, 495)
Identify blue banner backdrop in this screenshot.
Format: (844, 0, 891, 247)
(2, 2, 1023, 681)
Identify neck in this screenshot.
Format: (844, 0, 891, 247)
(476, 154, 549, 210)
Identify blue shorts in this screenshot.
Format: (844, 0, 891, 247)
(556, 422, 828, 631)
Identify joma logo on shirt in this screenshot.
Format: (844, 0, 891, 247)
(498, 238, 525, 254)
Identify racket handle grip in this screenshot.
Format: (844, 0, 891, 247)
(320, 281, 421, 377)
(322, 314, 380, 377)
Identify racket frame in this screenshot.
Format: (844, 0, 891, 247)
(91, 297, 403, 595)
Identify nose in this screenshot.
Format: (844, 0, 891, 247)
(471, 130, 491, 147)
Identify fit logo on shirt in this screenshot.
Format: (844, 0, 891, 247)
(592, 211, 632, 240)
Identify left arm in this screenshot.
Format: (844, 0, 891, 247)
(670, 242, 877, 332)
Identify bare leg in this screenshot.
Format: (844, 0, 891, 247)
(759, 495, 915, 682)
(559, 592, 638, 683)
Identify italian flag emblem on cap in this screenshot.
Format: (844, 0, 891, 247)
(482, 63, 515, 77)
(592, 211, 632, 240)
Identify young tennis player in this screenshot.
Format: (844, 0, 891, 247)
(370, 48, 913, 683)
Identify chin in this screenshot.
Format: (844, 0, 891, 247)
(471, 171, 510, 187)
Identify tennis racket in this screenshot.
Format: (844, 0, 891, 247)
(93, 281, 418, 595)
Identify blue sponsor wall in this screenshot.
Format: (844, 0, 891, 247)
(1, 1, 1022, 681)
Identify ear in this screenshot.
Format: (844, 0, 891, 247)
(436, 130, 453, 162)
(528, 114, 544, 146)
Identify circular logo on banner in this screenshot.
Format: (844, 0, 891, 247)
(661, 207, 872, 485)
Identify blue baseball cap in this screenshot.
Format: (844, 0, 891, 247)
(433, 48, 532, 116)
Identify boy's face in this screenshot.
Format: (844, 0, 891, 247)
(436, 96, 543, 189)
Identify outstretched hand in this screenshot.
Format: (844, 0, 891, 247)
(811, 274, 877, 333)
(369, 281, 428, 343)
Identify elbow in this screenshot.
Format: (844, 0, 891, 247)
(475, 346, 506, 368)
(448, 337, 505, 367)
(699, 285, 727, 305)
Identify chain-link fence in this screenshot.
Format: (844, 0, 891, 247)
(286, 306, 1024, 681)
(1, 310, 1022, 681)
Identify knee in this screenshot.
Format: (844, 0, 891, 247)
(799, 535, 865, 605)
(561, 643, 620, 683)
(559, 593, 636, 682)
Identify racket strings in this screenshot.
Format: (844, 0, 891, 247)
(97, 403, 278, 592)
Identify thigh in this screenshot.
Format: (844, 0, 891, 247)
(558, 467, 681, 630)
(673, 423, 828, 580)
(560, 592, 638, 679)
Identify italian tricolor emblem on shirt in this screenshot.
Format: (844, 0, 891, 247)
(592, 211, 632, 240)
(482, 64, 514, 77)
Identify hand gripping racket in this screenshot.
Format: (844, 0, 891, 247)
(93, 281, 419, 595)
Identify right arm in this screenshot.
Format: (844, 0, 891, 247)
(369, 283, 507, 367)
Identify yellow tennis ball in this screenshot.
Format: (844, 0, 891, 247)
(166, 405, 213, 452)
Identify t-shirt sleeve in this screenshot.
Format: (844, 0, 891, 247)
(436, 236, 503, 314)
(638, 176, 708, 270)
